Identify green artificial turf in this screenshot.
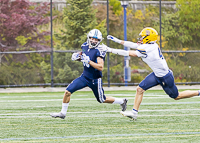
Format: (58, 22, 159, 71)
(0, 90, 200, 142)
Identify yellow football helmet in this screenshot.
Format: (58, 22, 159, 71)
(138, 27, 158, 44)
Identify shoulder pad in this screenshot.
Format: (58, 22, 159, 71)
(81, 42, 88, 47)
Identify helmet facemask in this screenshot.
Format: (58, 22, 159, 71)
(87, 29, 103, 48)
(88, 37, 101, 48)
(137, 35, 144, 44)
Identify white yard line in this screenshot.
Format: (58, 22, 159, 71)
(0, 98, 199, 104)
(0, 114, 200, 119)
(106, 94, 167, 97)
(1, 108, 200, 116)
(0, 94, 166, 98)
(0, 95, 90, 98)
(0, 98, 97, 102)
(1, 132, 200, 141)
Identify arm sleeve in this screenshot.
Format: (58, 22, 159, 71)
(136, 49, 147, 58)
(123, 41, 138, 49)
(111, 49, 129, 56)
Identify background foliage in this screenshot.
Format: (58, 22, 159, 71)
(0, 0, 51, 85)
(0, 0, 200, 85)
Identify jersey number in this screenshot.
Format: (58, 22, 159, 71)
(158, 48, 164, 59)
(83, 62, 90, 68)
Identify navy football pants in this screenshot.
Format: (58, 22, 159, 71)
(139, 70, 179, 98)
(66, 74, 106, 103)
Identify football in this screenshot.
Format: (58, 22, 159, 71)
(76, 52, 82, 61)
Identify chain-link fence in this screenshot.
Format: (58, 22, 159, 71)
(0, 50, 200, 88)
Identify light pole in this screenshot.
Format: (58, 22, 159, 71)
(121, 0, 131, 86)
(107, 0, 110, 87)
(159, 0, 162, 49)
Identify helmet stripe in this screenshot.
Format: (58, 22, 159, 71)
(146, 40, 151, 44)
(93, 30, 98, 39)
(95, 30, 98, 37)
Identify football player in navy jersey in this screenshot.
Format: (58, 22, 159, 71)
(50, 29, 128, 119)
(103, 27, 200, 120)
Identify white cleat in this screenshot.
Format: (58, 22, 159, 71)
(50, 112, 66, 119)
(120, 111, 137, 121)
(120, 98, 128, 111)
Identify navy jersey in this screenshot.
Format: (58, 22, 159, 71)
(81, 42, 106, 79)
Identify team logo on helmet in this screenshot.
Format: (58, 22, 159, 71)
(145, 30, 150, 36)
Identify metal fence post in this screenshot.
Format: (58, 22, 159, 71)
(50, 0, 54, 87)
(159, 0, 162, 49)
(107, 0, 110, 87)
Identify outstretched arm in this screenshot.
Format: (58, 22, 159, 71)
(107, 35, 138, 49)
(110, 48, 137, 57)
(102, 44, 138, 57)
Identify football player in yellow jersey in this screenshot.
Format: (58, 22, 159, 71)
(103, 27, 200, 120)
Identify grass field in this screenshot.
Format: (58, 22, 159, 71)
(0, 90, 200, 143)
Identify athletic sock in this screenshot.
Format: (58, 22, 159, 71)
(198, 90, 200, 96)
(112, 97, 124, 104)
(132, 109, 138, 113)
(61, 103, 69, 116)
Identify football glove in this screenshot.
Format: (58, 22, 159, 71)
(81, 53, 90, 65)
(107, 35, 122, 43)
(71, 52, 81, 61)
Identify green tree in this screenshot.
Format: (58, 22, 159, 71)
(55, 0, 97, 49)
(176, 0, 200, 48)
(0, 53, 49, 85)
(41, 0, 107, 84)
(0, 0, 51, 85)
(109, 0, 122, 16)
(0, 0, 50, 51)
(162, 0, 200, 50)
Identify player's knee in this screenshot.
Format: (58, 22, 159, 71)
(96, 97, 105, 103)
(136, 86, 145, 94)
(174, 95, 180, 100)
(64, 90, 71, 97)
(168, 92, 179, 100)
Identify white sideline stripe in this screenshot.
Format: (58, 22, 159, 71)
(139, 109, 200, 112)
(139, 101, 200, 105)
(0, 94, 168, 98)
(106, 94, 167, 97)
(0, 98, 111, 102)
(0, 98, 200, 105)
(0, 95, 89, 98)
(1, 108, 200, 116)
(0, 95, 62, 98)
(1, 114, 200, 119)
(140, 114, 200, 117)
(1, 132, 200, 141)
(1, 96, 196, 101)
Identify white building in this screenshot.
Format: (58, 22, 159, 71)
(28, 0, 176, 11)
